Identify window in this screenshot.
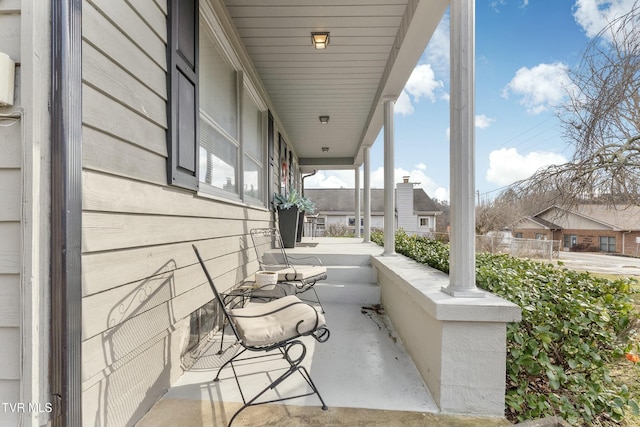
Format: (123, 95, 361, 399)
(198, 24, 238, 195)
(535, 233, 545, 240)
(599, 236, 616, 252)
(514, 232, 523, 238)
(563, 234, 577, 248)
(419, 217, 431, 228)
(242, 91, 264, 201)
(167, 0, 266, 206)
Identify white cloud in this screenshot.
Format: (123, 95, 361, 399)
(395, 13, 450, 117)
(405, 64, 443, 102)
(396, 64, 444, 116)
(394, 90, 414, 116)
(304, 167, 448, 201)
(475, 114, 495, 129)
(573, 0, 637, 40)
(303, 170, 354, 189)
(485, 148, 567, 186)
(502, 62, 573, 114)
(423, 12, 450, 74)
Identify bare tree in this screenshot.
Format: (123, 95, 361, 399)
(475, 189, 560, 234)
(505, 1, 640, 208)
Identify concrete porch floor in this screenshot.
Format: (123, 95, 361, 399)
(135, 238, 511, 427)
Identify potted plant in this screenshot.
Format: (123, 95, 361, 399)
(274, 188, 315, 248)
(274, 188, 302, 248)
(296, 193, 315, 243)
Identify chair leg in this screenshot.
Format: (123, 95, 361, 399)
(214, 347, 247, 382)
(220, 340, 328, 427)
(296, 285, 325, 314)
(310, 286, 325, 313)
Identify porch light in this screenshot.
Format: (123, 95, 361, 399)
(311, 32, 330, 49)
(319, 115, 329, 124)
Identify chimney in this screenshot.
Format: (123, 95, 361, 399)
(396, 177, 415, 234)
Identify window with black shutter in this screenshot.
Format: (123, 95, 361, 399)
(167, 0, 268, 206)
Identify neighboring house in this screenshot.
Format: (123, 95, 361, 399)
(306, 178, 441, 236)
(511, 205, 640, 255)
(1, 1, 467, 427)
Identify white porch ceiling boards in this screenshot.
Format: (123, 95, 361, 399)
(224, 0, 448, 172)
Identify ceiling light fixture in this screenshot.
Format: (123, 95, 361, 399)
(311, 32, 330, 49)
(319, 115, 330, 124)
(321, 147, 329, 152)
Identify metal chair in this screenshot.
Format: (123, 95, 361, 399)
(192, 245, 330, 427)
(250, 227, 327, 312)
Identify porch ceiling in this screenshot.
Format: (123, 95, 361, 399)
(224, 0, 448, 172)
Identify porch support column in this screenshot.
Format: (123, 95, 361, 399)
(383, 98, 396, 256)
(354, 166, 361, 238)
(363, 146, 371, 243)
(443, 0, 483, 297)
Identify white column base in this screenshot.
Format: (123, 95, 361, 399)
(441, 286, 485, 298)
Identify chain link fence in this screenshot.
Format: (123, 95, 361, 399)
(476, 235, 561, 260)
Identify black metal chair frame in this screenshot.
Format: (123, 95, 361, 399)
(193, 245, 330, 427)
(250, 227, 327, 312)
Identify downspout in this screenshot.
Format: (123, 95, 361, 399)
(50, 0, 83, 426)
(301, 170, 317, 196)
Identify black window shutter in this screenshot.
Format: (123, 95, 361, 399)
(167, 0, 199, 190)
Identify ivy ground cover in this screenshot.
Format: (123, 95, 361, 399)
(371, 230, 639, 426)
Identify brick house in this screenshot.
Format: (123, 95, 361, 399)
(511, 205, 640, 256)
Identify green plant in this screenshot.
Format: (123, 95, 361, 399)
(372, 230, 640, 426)
(273, 187, 315, 213)
(326, 223, 351, 237)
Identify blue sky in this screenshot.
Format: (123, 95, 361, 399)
(305, 0, 637, 202)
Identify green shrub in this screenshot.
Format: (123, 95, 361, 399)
(373, 230, 639, 426)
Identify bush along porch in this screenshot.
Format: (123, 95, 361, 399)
(371, 230, 640, 426)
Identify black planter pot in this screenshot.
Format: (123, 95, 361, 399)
(277, 207, 299, 248)
(296, 211, 305, 242)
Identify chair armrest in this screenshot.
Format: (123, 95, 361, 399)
(287, 255, 324, 266)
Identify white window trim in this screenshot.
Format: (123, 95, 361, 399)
(198, 2, 268, 208)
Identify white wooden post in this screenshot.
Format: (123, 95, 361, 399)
(383, 98, 396, 256)
(355, 166, 361, 238)
(443, 0, 482, 297)
(363, 146, 371, 243)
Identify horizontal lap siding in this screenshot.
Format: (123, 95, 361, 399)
(0, 2, 21, 424)
(81, 1, 270, 426)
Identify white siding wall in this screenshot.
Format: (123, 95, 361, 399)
(81, 1, 270, 426)
(0, 2, 22, 426)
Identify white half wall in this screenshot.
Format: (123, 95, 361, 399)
(371, 254, 521, 416)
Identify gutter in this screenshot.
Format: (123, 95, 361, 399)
(301, 170, 317, 196)
(50, 0, 83, 426)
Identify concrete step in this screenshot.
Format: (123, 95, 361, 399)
(326, 265, 377, 284)
(315, 280, 380, 305)
(289, 252, 373, 267)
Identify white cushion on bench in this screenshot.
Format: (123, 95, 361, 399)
(230, 295, 326, 347)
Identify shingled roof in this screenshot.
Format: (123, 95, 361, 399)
(304, 188, 440, 214)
